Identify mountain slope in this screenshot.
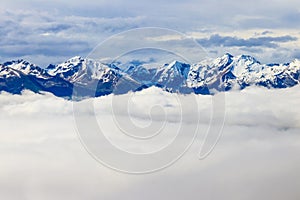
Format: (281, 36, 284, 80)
(0, 54, 299, 98)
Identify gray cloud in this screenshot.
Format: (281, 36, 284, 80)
(261, 30, 273, 35)
(1, 0, 300, 31)
(0, 10, 145, 66)
(239, 47, 264, 54)
(0, 41, 90, 57)
(291, 49, 300, 60)
(2, 0, 298, 29)
(197, 34, 297, 48)
(0, 0, 300, 66)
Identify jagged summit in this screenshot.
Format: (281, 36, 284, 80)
(0, 54, 299, 98)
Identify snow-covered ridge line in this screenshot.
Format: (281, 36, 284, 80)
(0, 53, 299, 99)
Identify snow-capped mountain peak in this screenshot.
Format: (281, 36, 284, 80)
(0, 54, 300, 98)
(2, 60, 48, 78)
(0, 64, 21, 78)
(47, 56, 86, 78)
(212, 53, 234, 70)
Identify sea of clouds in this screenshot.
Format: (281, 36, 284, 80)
(0, 86, 300, 200)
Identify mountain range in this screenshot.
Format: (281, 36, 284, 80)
(0, 53, 299, 99)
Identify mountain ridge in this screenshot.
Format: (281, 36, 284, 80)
(1, 53, 299, 99)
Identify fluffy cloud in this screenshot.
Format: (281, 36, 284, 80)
(0, 86, 300, 199)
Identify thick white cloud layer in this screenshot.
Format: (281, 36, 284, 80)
(0, 86, 300, 199)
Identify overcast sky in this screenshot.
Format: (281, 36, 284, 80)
(0, 0, 300, 66)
